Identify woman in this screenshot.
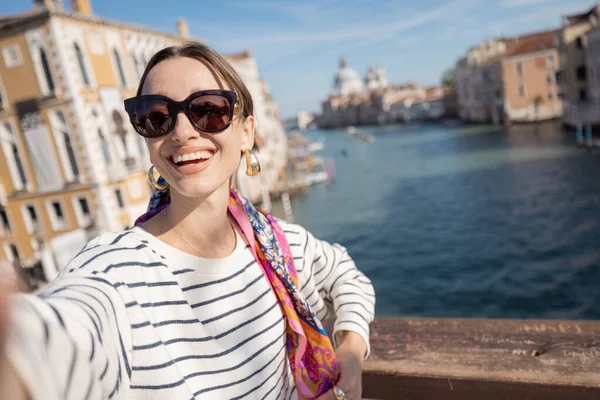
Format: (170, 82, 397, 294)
(0, 42, 375, 400)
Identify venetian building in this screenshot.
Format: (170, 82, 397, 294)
(365, 66, 388, 90)
(331, 58, 364, 96)
(0, 0, 287, 281)
(228, 52, 287, 207)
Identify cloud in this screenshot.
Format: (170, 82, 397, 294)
(440, 27, 458, 42)
(482, 0, 592, 36)
(500, 0, 551, 8)
(216, 0, 481, 51)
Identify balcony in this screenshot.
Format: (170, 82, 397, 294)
(361, 317, 600, 399)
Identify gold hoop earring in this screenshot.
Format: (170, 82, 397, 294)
(244, 149, 261, 176)
(148, 165, 169, 191)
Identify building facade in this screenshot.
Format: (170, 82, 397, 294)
(0, 0, 287, 279)
(317, 59, 446, 128)
(455, 30, 562, 123)
(557, 3, 600, 126)
(586, 27, 600, 106)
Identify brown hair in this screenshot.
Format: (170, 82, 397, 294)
(136, 42, 254, 122)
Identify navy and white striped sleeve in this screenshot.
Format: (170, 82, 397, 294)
(6, 268, 132, 400)
(282, 222, 375, 358)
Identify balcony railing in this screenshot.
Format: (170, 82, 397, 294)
(361, 317, 600, 400)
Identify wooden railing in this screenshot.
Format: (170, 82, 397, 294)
(361, 317, 600, 399)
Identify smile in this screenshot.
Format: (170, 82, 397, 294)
(169, 150, 214, 166)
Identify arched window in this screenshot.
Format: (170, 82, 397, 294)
(113, 49, 127, 87)
(12, 142, 27, 187)
(40, 48, 55, 93)
(98, 129, 111, 164)
(74, 43, 90, 86)
(1, 122, 28, 189)
(56, 111, 79, 178)
(131, 54, 140, 78)
(63, 130, 79, 177)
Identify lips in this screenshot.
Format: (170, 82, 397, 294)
(165, 148, 216, 175)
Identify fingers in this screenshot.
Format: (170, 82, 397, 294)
(314, 389, 335, 400)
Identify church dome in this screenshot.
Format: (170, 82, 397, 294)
(331, 58, 364, 96)
(365, 65, 388, 90)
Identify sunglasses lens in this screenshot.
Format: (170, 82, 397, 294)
(189, 95, 232, 132)
(132, 100, 174, 138)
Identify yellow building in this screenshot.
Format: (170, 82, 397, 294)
(0, 0, 287, 282)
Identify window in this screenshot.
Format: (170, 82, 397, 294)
(115, 188, 125, 208)
(27, 205, 38, 224)
(577, 66, 587, 81)
(580, 89, 588, 101)
(0, 209, 11, 236)
(5, 243, 20, 263)
(47, 200, 67, 231)
(113, 49, 127, 87)
(518, 84, 525, 98)
(546, 74, 553, 84)
(22, 204, 40, 234)
(0, 121, 28, 191)
(73, 196, 92, 228)
(52, 202, 63, 219)
(516, 61, 523, 77)
(79, 197, 90, 216)
(99, 129, 111, 164)
(547, 55, 555, 68)
(555, 70, 562, 83)
(2, 44, 23, 68)
(53, 110, 79, 181)
(548, 92, 554, 100)
(74, 43, 90, 86)
(40, 48, 55, 94)
(495, 89, 502, 99)
(0, 78, 5, 109)
(131, 54, 140, 78)
(575, 36, 583, 49)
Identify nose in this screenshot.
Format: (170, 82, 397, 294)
(170, 111, 199, 143)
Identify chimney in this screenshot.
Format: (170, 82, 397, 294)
(177, 19, 189, 38)
(34, 0, 63, 10)
(70, 0, 92, 16)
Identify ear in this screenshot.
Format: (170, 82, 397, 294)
(240, 115, 255, 151)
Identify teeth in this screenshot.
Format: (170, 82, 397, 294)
(171, 151, 213, 164)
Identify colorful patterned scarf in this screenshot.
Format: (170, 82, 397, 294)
(134, 185, 340, 399)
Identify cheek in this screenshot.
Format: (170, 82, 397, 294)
(145, 139, 163, 162)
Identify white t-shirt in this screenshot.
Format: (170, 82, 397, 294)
(7, 221, 375, 400)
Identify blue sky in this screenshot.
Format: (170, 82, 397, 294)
(1, 0, 596, 117)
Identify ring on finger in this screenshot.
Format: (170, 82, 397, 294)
(333, 385, 349, 400)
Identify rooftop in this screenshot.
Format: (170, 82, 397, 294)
(563, 3, 599, 26)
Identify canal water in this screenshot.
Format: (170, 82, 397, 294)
(271, 122, 600, 319)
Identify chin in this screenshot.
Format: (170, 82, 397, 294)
(170, 176, 230, 199)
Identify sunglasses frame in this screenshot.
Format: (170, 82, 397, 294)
(124, 89, 238, 138)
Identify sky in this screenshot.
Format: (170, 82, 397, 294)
(0, 0, 596, 118)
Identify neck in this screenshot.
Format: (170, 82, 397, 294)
(163, 182, 236, 258)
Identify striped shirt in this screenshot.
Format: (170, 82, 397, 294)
(7, 221, 375, 400)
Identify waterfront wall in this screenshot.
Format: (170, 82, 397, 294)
(361, 317, 600, 399)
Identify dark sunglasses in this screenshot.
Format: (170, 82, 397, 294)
(124, 90, 238, 138)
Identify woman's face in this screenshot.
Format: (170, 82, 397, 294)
(141, 57, 254, 199)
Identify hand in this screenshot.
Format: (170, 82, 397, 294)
(316, 332, 366, 400)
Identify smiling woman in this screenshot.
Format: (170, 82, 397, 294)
(1, 42, 375, 400)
